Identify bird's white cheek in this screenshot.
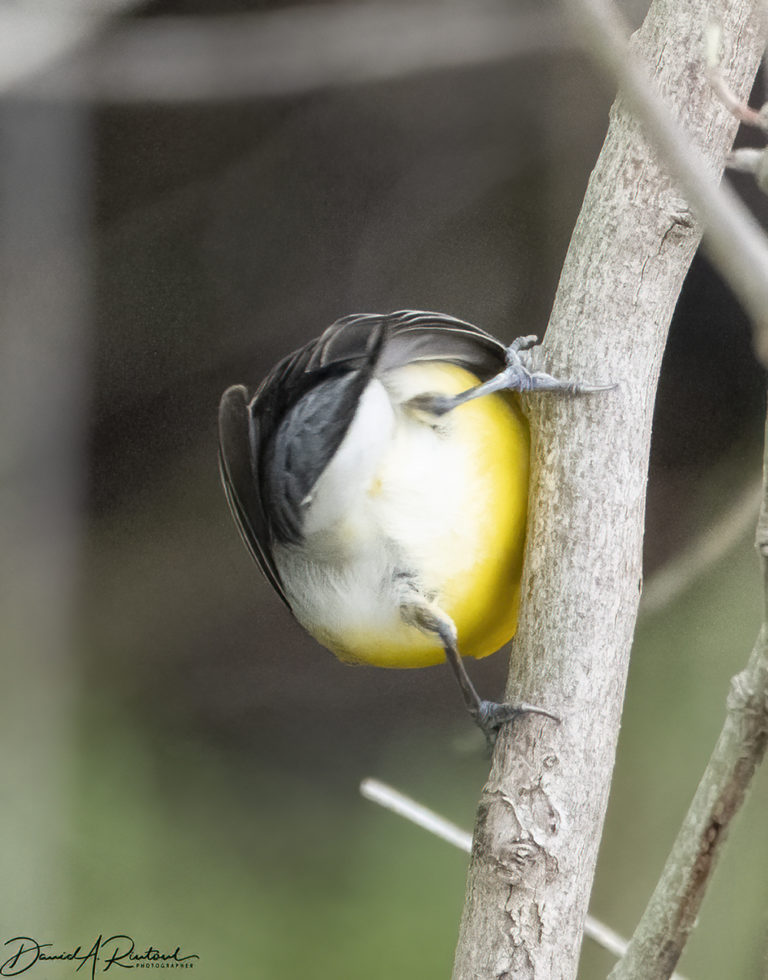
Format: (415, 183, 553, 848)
(302, 378, 395, 537)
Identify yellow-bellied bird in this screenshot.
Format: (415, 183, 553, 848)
(218, 311, 605, 743)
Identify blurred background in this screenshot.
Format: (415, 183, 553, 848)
(1, 0, 767, 977)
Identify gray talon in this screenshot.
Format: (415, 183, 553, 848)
(472, 699, 560, 751)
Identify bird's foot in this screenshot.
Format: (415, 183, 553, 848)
(405, 335, 614, 417)
(470, 698, 560, 752)
(500, 338, 615, 395)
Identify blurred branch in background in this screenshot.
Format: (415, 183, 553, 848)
(0, 0, 151, 931)
(0, 98, 91, 922)
(609, 403, 768, 975)
(0, 0, 145, 93)
(360, 778, 693, 979)
(641, 476, 763, 617)
(565, 0, 768, 362)
(20, 3, 570, 103)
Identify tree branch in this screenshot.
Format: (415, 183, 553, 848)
(565, 0, 768, 361)
(0, 0, 146, 93)
(20, 4, 570, 103)
(561, 4, 768, 975)
(640, 475, 763, 617)
(360, 778, 688, 979)
(451, 1, 766, 978)
(607, 394, 768, 980)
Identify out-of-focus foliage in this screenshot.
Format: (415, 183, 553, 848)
(1, 0, 767, 978)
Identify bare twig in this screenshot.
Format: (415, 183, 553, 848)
(360, 779, 684, 974)
(360, 778, 473, 854)
(640, 476, 763, 617)
(705, 20, 768, 191)
(19, 4, 569, 103)
(726, 147, 767, 173)
(608, 394, 768, 979)
(0, 0, 145, 93)
(565, 0, 768, 363)
(705, 22, 768, 130)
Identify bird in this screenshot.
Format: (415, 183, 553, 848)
(218, 310, 605, 744)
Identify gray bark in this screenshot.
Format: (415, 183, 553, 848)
(451, 1, 766, 978)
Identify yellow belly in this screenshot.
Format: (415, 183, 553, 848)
(327, 361, 530, 668)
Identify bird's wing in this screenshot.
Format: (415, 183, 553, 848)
(218, 384, 292, 608)
(377, 310, 507, 378)
(303, 310, 507, 378)
(218, 311, 509, 605)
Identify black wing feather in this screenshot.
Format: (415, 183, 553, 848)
(217, 311, 509, 607)
(378, 310, 506, 375)
(218, 385, 292, 608)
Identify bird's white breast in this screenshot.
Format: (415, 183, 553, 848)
(300, 378, 396, 544)
(272, 361, 528, 666)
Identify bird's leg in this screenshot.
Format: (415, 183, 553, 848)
(406, 335, 614, 417)
(400, 596, 558, 751)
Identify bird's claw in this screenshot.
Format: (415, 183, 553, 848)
(471, 698, 560, 751)
(504, 339, 615, 395)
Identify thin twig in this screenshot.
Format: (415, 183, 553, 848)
(360, 778, 473, 854)
(706, 28, 768, 128)
(706, 20, 768, 189)
(640, 476, 763, 617)
(0, 1, 145, 93)
(564, 0, 768, 363)
(705, 21, 768, 131)
(17, 4, 570, 103)
(607, 407, 768, 975)
(726, 147, 766, 173)
(708, 70, 765, 126)
(359, 779, 687, 977)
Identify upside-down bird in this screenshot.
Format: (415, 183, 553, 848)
(218, 311, 605, 743)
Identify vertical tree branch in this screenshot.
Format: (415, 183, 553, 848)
(566, 0, 768, 359)
(452, 2, 766, 978)
(608, 391, 768, 977)
(361, 778, 691, 977)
